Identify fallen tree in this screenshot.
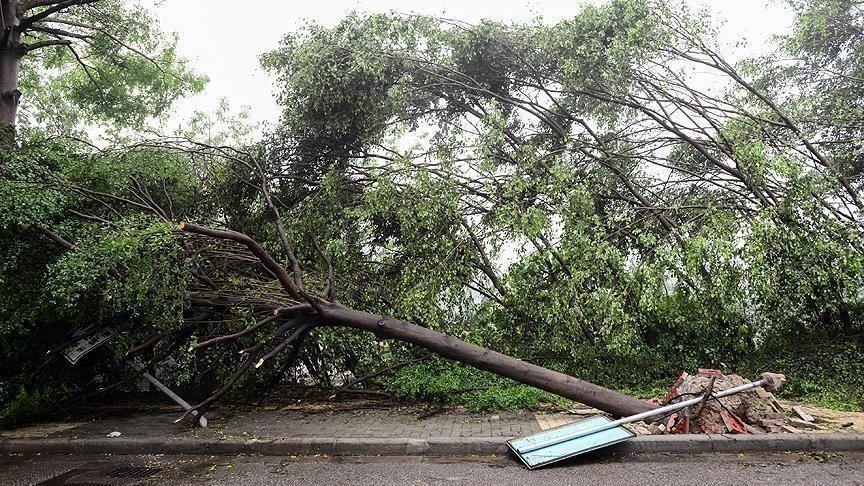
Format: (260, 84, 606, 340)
(176, 222, 654, 419)
(5, 0, 863, 425)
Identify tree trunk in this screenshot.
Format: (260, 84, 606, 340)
(319, 304, 654, 417)
(0, 0, 21, 148)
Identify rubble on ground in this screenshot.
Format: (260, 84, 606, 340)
(646, 369, 810, 435)
(552, 369, 862, 435)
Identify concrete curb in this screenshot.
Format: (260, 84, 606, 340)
(1, 434, 862, 457)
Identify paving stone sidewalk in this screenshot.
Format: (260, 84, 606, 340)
(0, 408, 575, 442)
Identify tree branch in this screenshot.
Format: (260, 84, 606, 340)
(19, 0, 100, 29)
(179, 222, 306, 302)
(23, 37, 70, 52)
(38, 226, 76, 250)
(23, 0, 71, 12)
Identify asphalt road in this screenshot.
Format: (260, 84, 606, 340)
(3, 451, 863, 485)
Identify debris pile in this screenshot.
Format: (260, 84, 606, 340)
(652, 369, 798, 434)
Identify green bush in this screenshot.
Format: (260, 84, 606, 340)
(385, 358, 553, 411)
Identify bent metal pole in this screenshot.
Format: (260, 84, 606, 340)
(127, 360, 208, 427)
(515, 378, 767, 454)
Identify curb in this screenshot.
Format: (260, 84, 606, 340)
(1, 434, 862, 457)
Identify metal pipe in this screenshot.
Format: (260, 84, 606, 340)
(516, 379, 765, 454)
(127, 362, 208, 427)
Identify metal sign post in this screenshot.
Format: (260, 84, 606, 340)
(126, 361, 207, 427)
(58, 325, 207, 427)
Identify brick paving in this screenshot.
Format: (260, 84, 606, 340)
(1, 409, 573, 442)
(206, 409, 549, 439)
(6, 401, 859, 444)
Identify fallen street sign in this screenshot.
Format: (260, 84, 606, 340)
(507, 416, 634, 469)
(62, 327, 117, 365)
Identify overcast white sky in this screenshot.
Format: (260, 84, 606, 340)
(155, 0, 792, 131)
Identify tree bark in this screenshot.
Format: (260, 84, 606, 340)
(319, 304, 655, 417)
(0, 0, 22, 148)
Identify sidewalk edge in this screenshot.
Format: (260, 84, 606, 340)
(1, 434, 861, 456)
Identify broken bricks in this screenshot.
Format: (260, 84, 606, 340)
(791, 405, 815, 422)
(656, 370, 789, 435)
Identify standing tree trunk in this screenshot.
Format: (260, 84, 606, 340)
(0, 0, 21, 147)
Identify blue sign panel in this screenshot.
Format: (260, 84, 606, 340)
(507, 416, 634, 469)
